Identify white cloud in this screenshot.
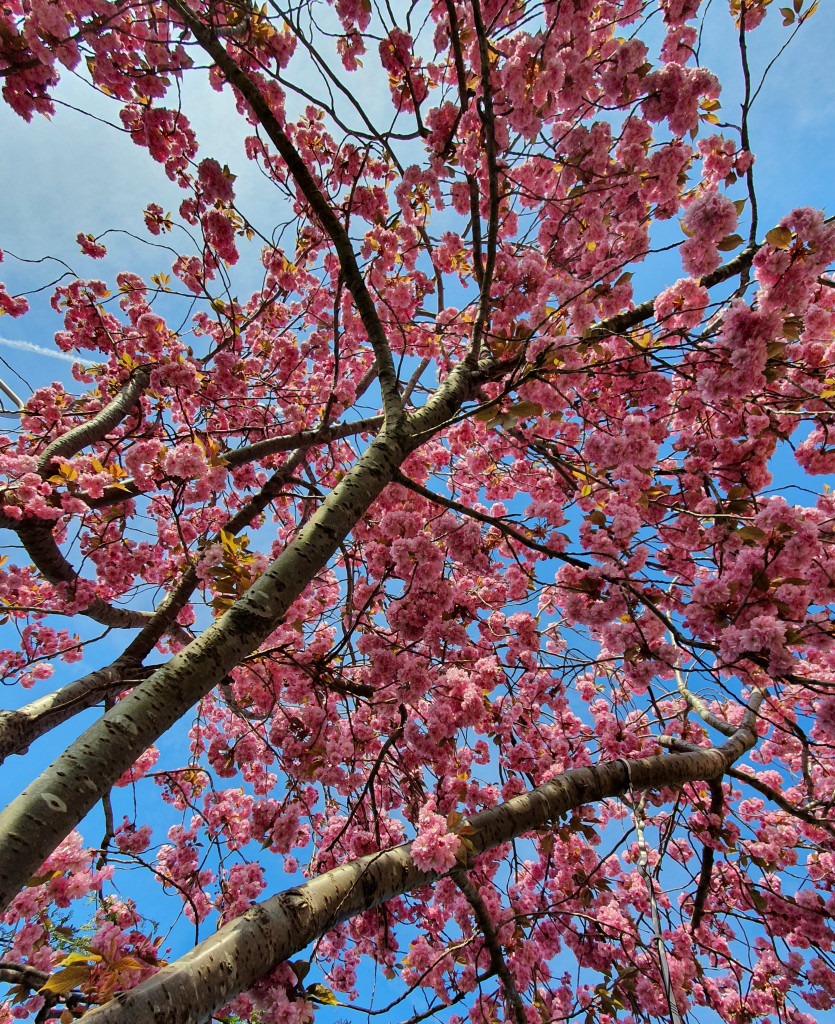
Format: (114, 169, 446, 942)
(0, 336, 92, 365)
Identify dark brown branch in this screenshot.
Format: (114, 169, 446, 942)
(450, 868, 527, 1024)
(97, 787, 115, 871)
(659, 736, 835, 837)
(689, 779, 723, 930)
(728, 765, 835, 837)
(0, 960, 49, 991)
(443, 0, 484, 288)
(223, 416, 382, 469)
(588, 245, 759, 342)
(392, 469, 588, 568)
(466, 0, 501, 362)
(165, 0, 404, 423)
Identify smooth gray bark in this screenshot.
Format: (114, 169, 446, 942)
(79, 707, 760, 1024)
(0, 425, 405, 910)
(0, 662, 157, 763)
(36, 368, 151, 476)
(0, 357, 485, 913)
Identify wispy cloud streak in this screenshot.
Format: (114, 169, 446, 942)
(0, 336, 92, 365)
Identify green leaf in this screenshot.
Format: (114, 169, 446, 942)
(766, 225, 793, 249)
(737, 524, 768, 544)
(290, 960, 311, 984)
(508, 401, 543, 420)
(473, 404, 499, 422)
(25, 870, 63, 887)
(58, 952, 101, 967)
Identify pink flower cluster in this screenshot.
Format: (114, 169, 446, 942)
(680, 190, 739, 276)
(411, 797, 462, 873)
(654, 276, 710, 333)
(0, 251, 28, 317)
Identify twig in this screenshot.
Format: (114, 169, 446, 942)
(392, 469, 588, 568)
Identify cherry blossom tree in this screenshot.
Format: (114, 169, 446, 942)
(1, 0, 835, 1022)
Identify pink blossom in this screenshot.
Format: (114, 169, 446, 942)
(197, 157, 235, 205)
(411, 798, 461, 873)
(162, 442, 207, 481)
(680, 190, 739, 275)
(654, 277, 710, 332)
(76, 232, 107, 258)
(202, 209, 239, 265)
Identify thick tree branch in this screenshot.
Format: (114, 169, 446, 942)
(0, 354, 490, 912)
(223, 415, 384, 469)
(77, 710, 760, 1024)
(0, 447, 342, 758)
(0, 661, 159, 764)
(36, 367, 151, 477)
(659, 733, 835, 836)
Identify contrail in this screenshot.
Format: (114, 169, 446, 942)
(0, 336, 93, 365)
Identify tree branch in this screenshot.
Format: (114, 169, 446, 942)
(689, 779, 723, 931)
(0, 661, 159, 764)
(165, 0, 404, 424)
(392, 469, 588, 567)
(36, 367, 151, 477)
(77, 709, 761, 1024)
(466, 0, 501, 362)
(450, 868, 527, 1024)
(222, 416, 383, 469)
(16, 521, 159, 631)
(588, 244, 759, 342)
(0, 420, 415, 912)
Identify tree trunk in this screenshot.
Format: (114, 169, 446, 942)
(79, 721, 757, 1024)
(0, 356, 486, 913)
(0, 425, 406, 912)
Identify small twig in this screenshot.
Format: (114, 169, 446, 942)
(97, 787, 115, 870)
(392, 469, 588, 568)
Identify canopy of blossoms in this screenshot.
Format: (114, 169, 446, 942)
(1, 0, 834, 1022)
